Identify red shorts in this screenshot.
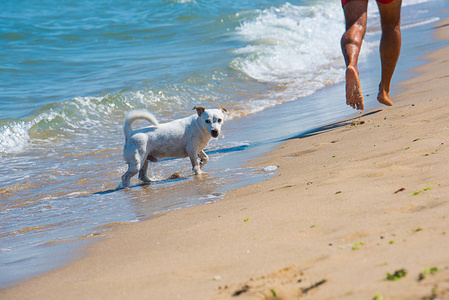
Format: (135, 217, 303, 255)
(342, 0, 394, 6)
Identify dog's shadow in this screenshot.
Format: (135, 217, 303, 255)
(92, 173, 191, 196)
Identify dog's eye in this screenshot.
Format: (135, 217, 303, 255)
(217, 119, 222, 123)
(205, 119, 211, 124)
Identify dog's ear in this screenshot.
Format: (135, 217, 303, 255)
(193, 106, 205, 116)
(218, 107, 228, 113)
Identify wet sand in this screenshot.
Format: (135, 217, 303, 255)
(2, 17, 449, 300)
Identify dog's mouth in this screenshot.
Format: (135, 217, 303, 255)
(211, 130, 219, 138)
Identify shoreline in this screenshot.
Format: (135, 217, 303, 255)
(2, 16, 449, 300)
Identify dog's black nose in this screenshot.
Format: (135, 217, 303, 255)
(211, 129, 219, 137)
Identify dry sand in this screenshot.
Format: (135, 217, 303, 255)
(2, 18, 449, 300)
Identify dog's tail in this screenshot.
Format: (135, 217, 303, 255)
(124, 110, 159, 141)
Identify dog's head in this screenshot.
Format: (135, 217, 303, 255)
(193, 106, 227, 138)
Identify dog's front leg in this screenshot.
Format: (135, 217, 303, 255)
(198, 150, 209, 168)
(188, 151, 203, 175)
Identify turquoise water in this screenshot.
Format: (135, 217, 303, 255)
(0, 0, 447, 288)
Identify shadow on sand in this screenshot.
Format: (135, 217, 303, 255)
(287, 109, 383, 140)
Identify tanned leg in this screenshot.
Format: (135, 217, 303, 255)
(377, 0, 402, 106)
(341, 0, 368, 110)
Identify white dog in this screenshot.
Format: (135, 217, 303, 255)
(116, 106, 227, 189)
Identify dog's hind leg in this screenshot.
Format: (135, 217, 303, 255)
(119, 150, 141, 188)
(198, 150, 209, 169)
(138, 159, 152, 183)
(121, 162, 139, 188)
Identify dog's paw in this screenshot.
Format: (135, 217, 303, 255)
(194, 170, 207, 176)
(138, 176, 152, 183)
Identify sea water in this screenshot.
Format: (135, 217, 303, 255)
(0, 0, 447, 288)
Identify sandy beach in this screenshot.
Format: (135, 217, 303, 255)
(2, 14, 449, 300)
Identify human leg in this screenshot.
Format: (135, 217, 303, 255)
(341, 0, 368, 110)
(376, 0, 402, 106)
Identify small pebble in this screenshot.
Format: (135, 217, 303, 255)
(263, 165, 278, 172)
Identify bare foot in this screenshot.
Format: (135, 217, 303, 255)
(345, 66, 364, 110)
(377, 84, 393, 106)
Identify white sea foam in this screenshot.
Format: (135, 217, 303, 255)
(0, 90, 172, 154)
(233, 3, 345, 83)
(0, 111, 62, 154)
(0, 121, 31, 154)
(230, 2, 348, 114)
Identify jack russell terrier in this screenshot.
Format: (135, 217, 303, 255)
(116, 106, 227, 189)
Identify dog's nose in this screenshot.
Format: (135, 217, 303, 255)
(211, 129, 219, 138)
